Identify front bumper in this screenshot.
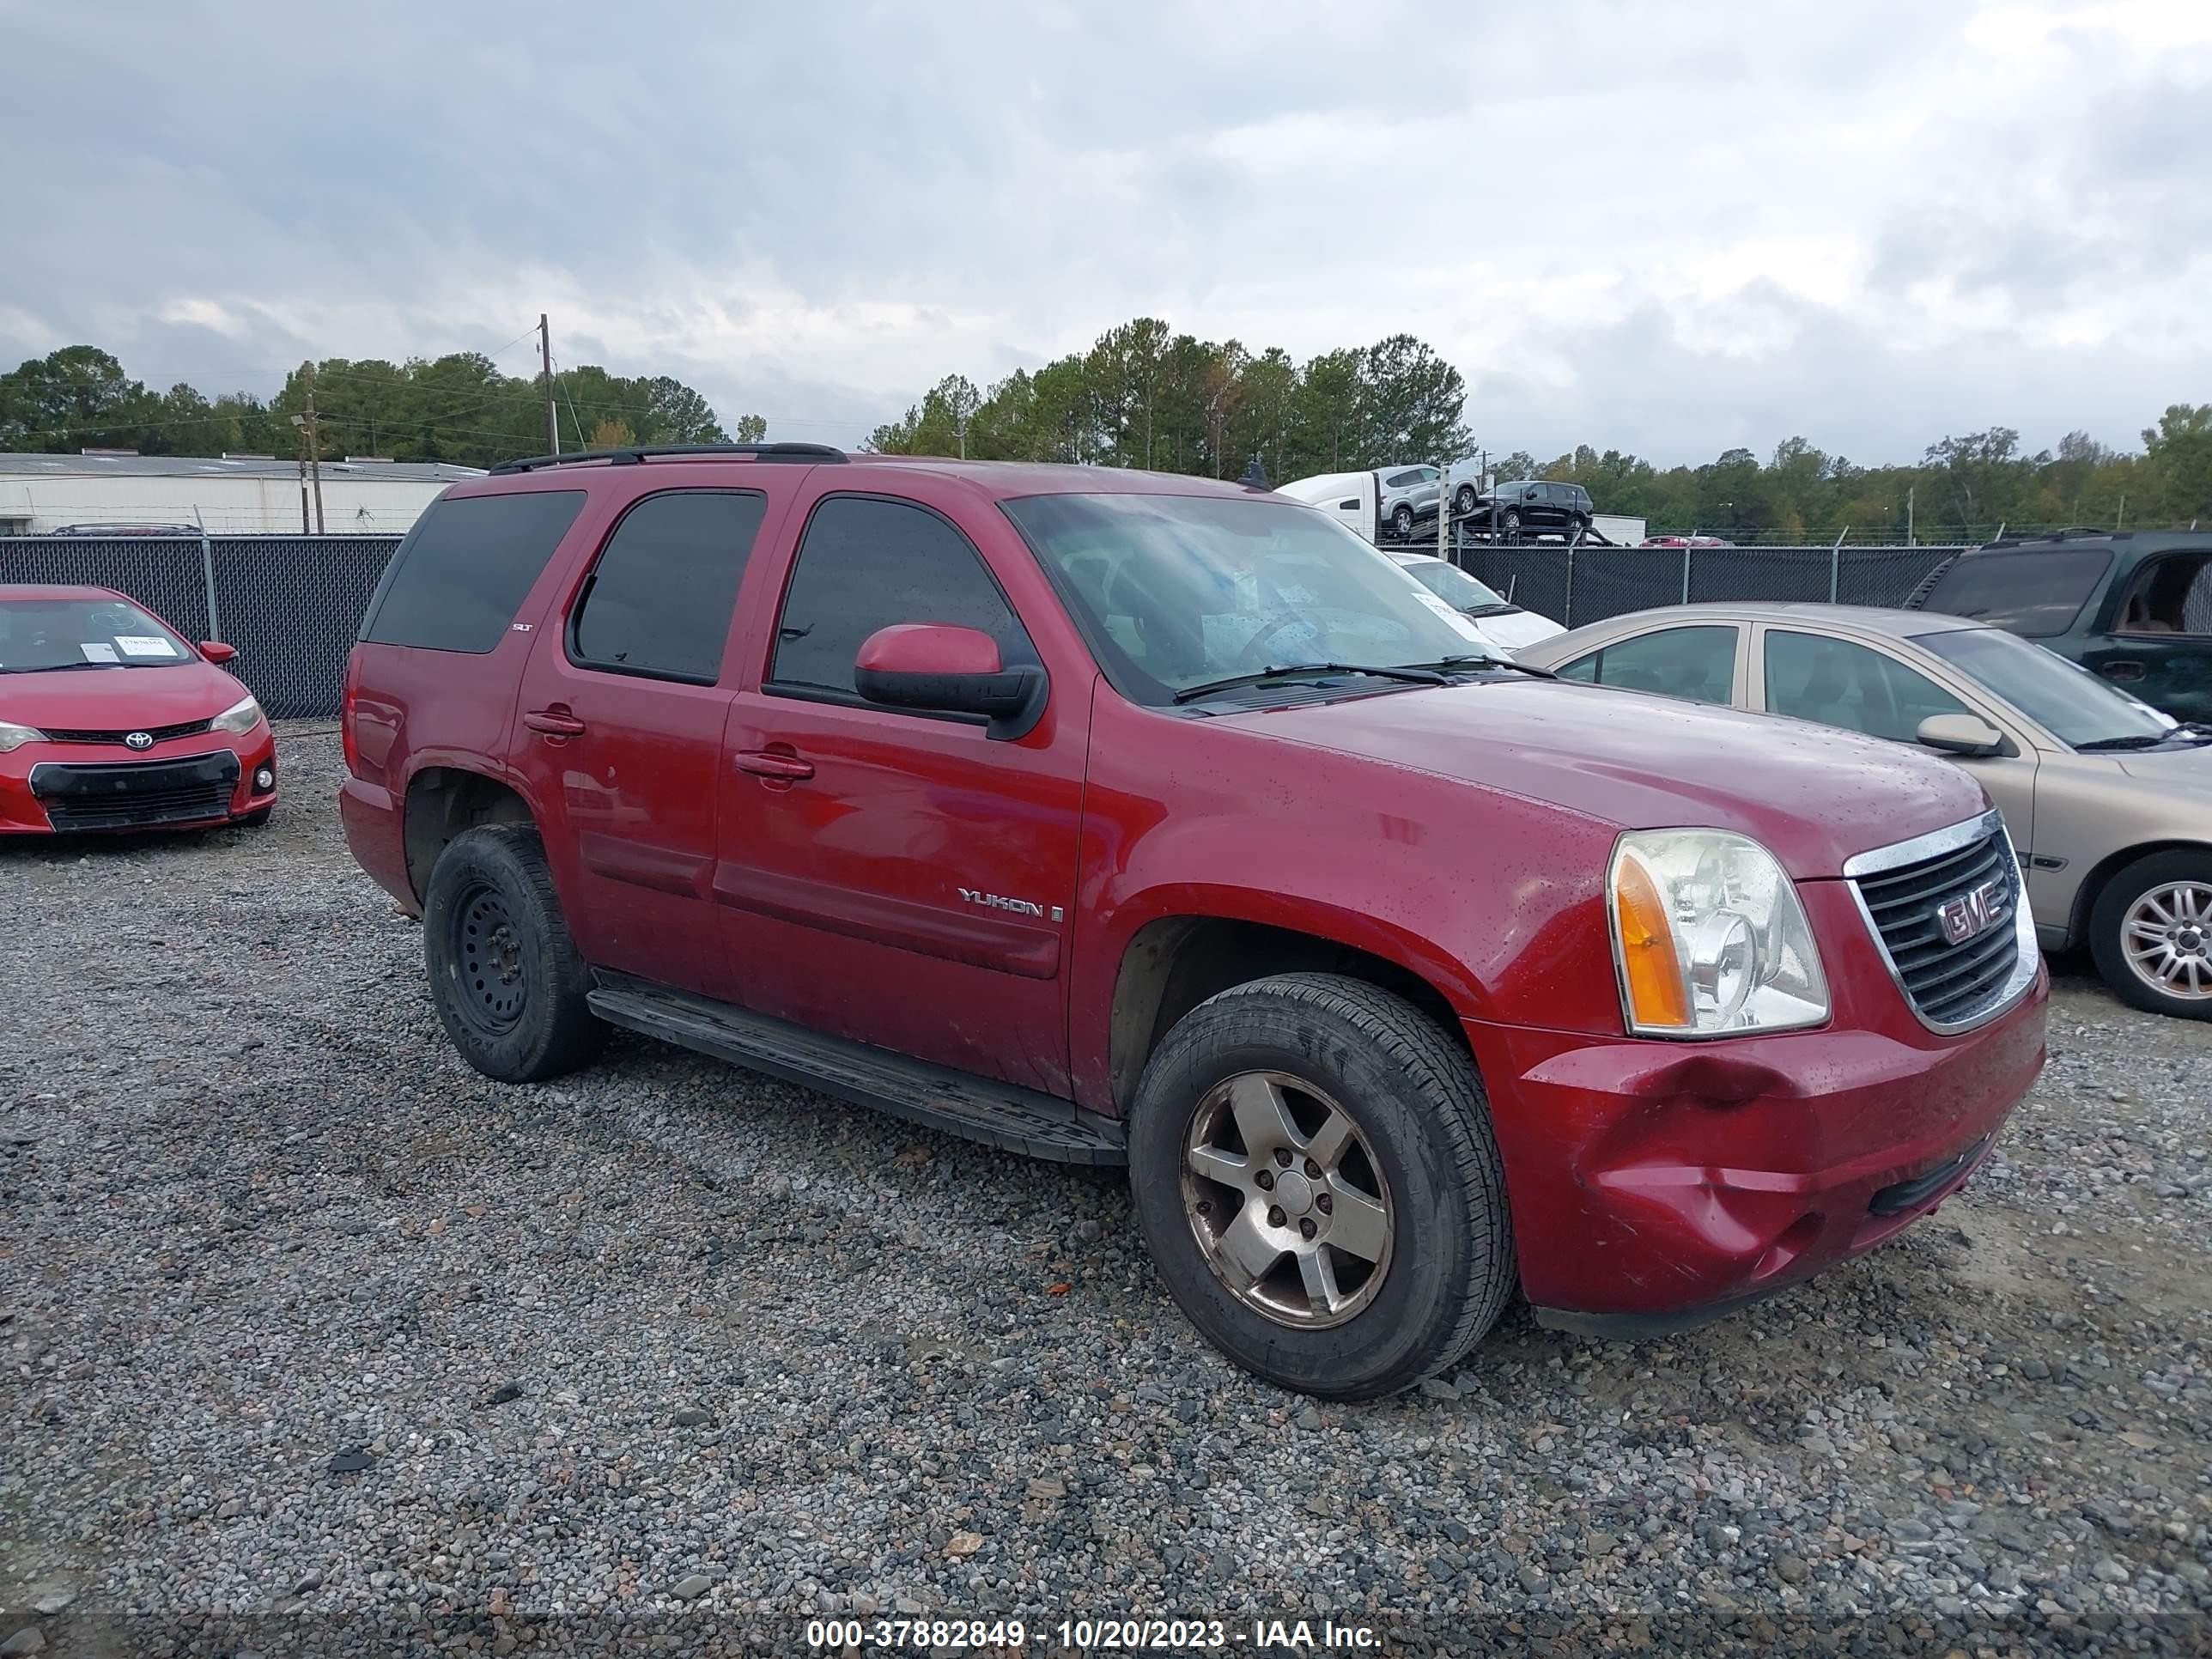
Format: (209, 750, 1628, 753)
(1466, 951, 2047, 1331)
(0, 729, 278, 834)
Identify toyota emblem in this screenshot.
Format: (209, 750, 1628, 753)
(125, 730, 155, 750)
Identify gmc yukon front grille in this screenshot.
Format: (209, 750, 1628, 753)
(1844, 811, 2036, 1033)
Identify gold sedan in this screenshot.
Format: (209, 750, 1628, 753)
(1521, 603, 2212, 1020)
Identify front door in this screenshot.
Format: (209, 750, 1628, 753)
(512, 488, 771, 1001)
(1753, 623, 2041, 860)
(717, 490, 1087, 1097)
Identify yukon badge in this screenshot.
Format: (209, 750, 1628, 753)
(957, 887, 1063, 923)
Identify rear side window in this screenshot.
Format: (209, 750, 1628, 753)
(2115, 552, 2212, 637)
(1555, 624, 1737, 705)
(361, 490, 586, 653)
(1918, 549, 2112, 638)
(568, 490, 767, 682)
(769, 495, 1036, 698)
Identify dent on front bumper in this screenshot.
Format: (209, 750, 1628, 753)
(0, 730, 278, 833)
(1466, 956, 2048, 1334)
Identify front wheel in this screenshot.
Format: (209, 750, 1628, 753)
(1391, 504, 1414, 538)
(1501, 508, 1522, 538)
(1127, 974, 1516, 1400)
(422, 823, 606, 1079)
(2090, 851, 2212, 1019)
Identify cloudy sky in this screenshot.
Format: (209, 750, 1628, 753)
(2, 0, 2206, 465)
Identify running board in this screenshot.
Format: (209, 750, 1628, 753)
(586, 974, 1127, 1166)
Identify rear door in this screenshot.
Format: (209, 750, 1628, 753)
(511, 486, 775, 1000)
(716, 483, 1088, 1097)
(2094, 551, 2212, 723)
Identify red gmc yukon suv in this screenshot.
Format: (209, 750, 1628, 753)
(340, 444, 2047, 1399)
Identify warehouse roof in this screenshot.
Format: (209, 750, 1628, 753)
(0, 453, 484, 483)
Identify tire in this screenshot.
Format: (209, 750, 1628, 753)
(1455, 484, 1478, 518)
(1501, 509, 1522, 538)
(2088, 850, 2212, 1020)
(422, 823, 606, 1080)
(1391, 504, 1414, 538)
(1126, 973, 1516, 1400)
(1569, 514, 1589, 538)
(237, 806, 273, 828)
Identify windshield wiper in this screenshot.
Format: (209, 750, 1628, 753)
(2075, 733, 2173, 751)
(1391, 653, 1558, 680)
(1172, 661, 1448, 704)
(0, 661, 119, 674)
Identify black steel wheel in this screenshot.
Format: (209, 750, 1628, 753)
(422, 823, 605, 1080)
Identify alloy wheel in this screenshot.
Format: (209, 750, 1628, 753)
(2122, 880, 2212, 1000)
(1181, 1071, 1394, 1328)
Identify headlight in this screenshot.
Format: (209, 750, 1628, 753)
(0, 720, 40, 754)
(210, 694, 263, 735)
(1610, 829, 1830, 1036)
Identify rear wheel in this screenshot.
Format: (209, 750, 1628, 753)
(2090, 851, 2212, 1020)
(1127, 973, 1516, 1400)
(422, 824, 605, 1079)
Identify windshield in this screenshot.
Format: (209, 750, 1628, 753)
(1917, 626, 2176, 747)
(1401, 559, 1510, 611)
(0, 596, 192, 672)
(1002, 492, 1486, 706)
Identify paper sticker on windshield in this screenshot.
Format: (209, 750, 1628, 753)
(80, 641, 120, 663)
(1413, 592, 1491, 642)
(114, 635, 179, 658)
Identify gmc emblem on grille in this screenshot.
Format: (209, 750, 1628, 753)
(1936, 878, 2008, 946)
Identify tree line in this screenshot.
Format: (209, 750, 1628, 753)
(0, 345, 763, 470)
(871, 315, 2211, 538)
(5, 329, 2206, 538)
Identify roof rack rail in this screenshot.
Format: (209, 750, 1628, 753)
(1979, 525, 2123, 548)
(490, 442, 848, 476)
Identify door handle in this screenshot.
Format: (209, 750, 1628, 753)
(734, 750, 815, 781)
(523, 708, 587, 737)
(2099, 660, 2147, 683)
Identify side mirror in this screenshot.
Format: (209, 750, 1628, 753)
(198, 641, 237, 665)
(1917, 713, 2004, 757)
(854, 624, 1047, 741)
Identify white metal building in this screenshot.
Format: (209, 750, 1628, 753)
(0, 452, 484, 535)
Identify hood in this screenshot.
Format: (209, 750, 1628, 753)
(0, 659, 246, 731)
(2116, 741, 2212, 790)
(1217, 678, 1989, 878)
(1469, 609, 1566, 652)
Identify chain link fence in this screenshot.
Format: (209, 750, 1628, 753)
(0, 534, 400, 718)
(7, 531, 1987, 719)
(1453, 538, 1973, 629)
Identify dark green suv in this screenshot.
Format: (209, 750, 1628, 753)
(1910, 531, 2212, 724)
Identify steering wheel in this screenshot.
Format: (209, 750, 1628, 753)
(1237, 609, 1316, 670)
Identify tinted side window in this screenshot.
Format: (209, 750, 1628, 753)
(769, 496, 1036, 697)
(568, 490, 767, 682)
(1919, 549, 2112, 638)
(1387, 470, 1422, 488)
(1765, 630, 1967, 743)
(1563, 625, 1736, 705)
(362, 490, 586, 652)
(2116, 552, 2212, 636)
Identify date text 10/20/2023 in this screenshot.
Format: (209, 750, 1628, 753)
(804, 1617, 1384, 1650)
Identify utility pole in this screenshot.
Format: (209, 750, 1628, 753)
(540, 313, 561, 455)
(1906, 485, 1915, 548)
(289, 377, 325, 534)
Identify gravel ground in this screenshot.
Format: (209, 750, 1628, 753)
(3, 722, 2209, 1656)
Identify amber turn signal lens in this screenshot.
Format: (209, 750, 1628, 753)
(1614, 852, 1692, 1031)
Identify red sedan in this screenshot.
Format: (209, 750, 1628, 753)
(0, 585, 278, 835)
